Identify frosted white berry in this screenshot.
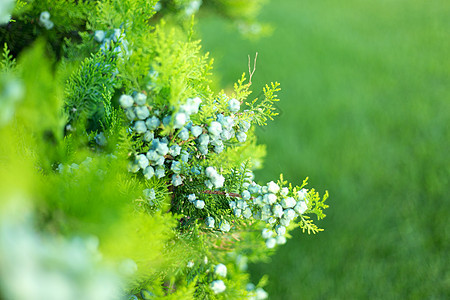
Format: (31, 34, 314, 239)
(211, 280, 226, 294)
(228, 98, 240, 113)
(119, 94, 134, 108)
(214, 264, 227, 277)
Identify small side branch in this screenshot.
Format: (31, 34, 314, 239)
(248, 52, 258, 85)
(202, 190, 242, 198)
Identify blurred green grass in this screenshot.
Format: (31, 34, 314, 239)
(198, 0, 449, 298)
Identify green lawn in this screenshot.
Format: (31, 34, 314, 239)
(199, 0, 449, 298)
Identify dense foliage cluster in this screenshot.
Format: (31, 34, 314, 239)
(0, 1, 328, 299)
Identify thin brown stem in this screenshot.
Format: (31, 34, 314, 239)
(248, 52, 258, 85)
(202, 190, 242, 198)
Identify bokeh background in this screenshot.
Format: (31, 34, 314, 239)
(198, 0, 449, 298)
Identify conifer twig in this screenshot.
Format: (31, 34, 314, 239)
(248, 52, 258, 85)
(202, 190, 242, 198)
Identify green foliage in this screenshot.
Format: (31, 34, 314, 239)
(245, 81, 280, 126)
(12, 0, 28, 14)
(307, 189, 329, 221)
(0, 44, 22, 125)
(201, 0, 272, 38)
(147, 22, 214, 109)
(88, 0, 157, 30)
(0, 0, 329, 299)
(0, 43, 16, 71)
(11, 41, 66, 171)
(64, 50, 118, 130)
(16, 0, 94, 30)
(207, 0, 266, 20)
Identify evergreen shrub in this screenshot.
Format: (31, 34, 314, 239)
(0, 1, 328, 299)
